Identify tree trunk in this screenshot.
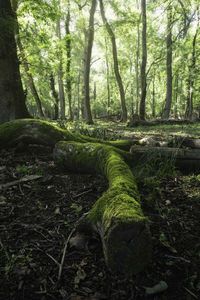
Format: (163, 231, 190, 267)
(84, 0, 97, 125)
(162, 4, 172, 120)
(99, 0, 127, 122)
(77, 72, 81, 119)
(93, 82, 97, 118)
(139, 0, 147, 121)
(56, 0, 66, 120)
(130, 145, 200, 172)
(185, 28, 198, 120)
(152, 72, 155, 118)
(11, 0, 45, 119)
(174, 73, 178, 119)
(50, 74, 59, 120)
(0, 0, 31, 124)
(65, 0, 73, 121)
(105, 38, 111, 117)
(135, 19, 140, 116)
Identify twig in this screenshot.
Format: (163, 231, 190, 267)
(73, 189, 93, 199)
(0, 175, 42, 190)
(164, 254, 191, 263)
(58, 227, 76, 281)
(183, 287, 198, 299)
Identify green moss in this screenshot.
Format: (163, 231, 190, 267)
(0, 119, 27, 147)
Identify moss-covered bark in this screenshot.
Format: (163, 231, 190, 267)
(54, 141, 152, 275)
(0, 119, 134, 153)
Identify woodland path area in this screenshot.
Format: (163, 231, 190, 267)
(0, 120, 200, 300)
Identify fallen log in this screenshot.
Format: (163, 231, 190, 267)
(130, 145, 200, 172)
(127, 119, 196, 127)
(53, 141, 152, 275)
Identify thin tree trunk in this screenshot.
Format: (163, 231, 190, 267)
(99, 0, 127, 122)
(174, 74, 178, 119)
(93, 82, 97, 118)
(11, 0, 45, 119)
(162, 4, 172, 120)
(136, 0, 140, 115)
(185, 29, 198, 120)
(139, 0, 147, 120)
(65, 0, 73, 121)
(105, 38, 111, 117)
(57, 0, 66, 120)
(50, 74, 59, 120)
(77, 72, 80, 119)
(84, 0, 97, 124)
(152, 71, 155, 118)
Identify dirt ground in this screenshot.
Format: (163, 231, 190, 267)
(0, 142, 200, 300)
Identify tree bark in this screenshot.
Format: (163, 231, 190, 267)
(152, 70, 156, 118)
(162, 4, 172, 120)
(84, 0, 97, 124)
(56, 0, 66, 120)
(50, 74, 59, 120)
(11, 0, 45, 119)
(105, 37, 111, 117)
(130, 145, 200, 172)
(139, 0, 147, 120)
(185, 28, 198, 120)
(99, 0, 127, 122)
(0, 0, 31, 124)
(65, 0, 73, 121)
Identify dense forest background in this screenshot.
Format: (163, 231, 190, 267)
(7, 0, 200, 123)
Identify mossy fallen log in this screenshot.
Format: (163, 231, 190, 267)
(0, 119, 134, 151)
(130, 145, 200, 172)
(53, 141, 152, 275)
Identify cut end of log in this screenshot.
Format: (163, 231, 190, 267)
(103, 220, 152, 275)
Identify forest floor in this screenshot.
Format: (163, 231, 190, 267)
(0, 121, 200, 300)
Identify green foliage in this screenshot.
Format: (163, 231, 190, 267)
(4, 247, 32, 276)
(8, 0, 200, 119)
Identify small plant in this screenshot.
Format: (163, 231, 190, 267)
(70, 203, 83, 215)
(16, 164, 30, 174)
(4, 247, 32, 276)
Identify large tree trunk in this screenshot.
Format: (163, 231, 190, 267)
(162, 4, 172, 120)
(84, 0, 97, 125)
(99, 0, 127, 122)
(11, 0, 45, 119)
(0, 0, 31, 124)
(139, 0, 147, 121)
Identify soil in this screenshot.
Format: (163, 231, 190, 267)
(0, 143, 200, 300)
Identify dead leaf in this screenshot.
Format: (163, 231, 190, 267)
(145, 280, 168, 295)
(74, 268, 86, 285)
(54, 207, 61, 215)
